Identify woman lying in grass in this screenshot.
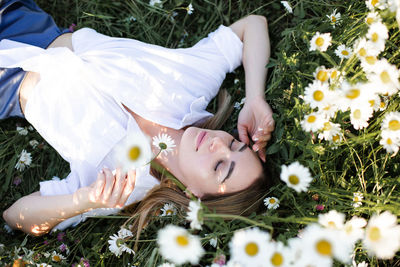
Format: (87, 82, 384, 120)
(1, 0, 274, 237)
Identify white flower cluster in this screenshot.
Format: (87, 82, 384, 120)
(303, 4, 400, 153)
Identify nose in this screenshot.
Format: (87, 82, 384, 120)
(209, 137, 229, 154)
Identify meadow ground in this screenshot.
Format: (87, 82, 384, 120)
(0, 0, 400, 266)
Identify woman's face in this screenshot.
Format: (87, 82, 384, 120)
(177, 127, 263, 198)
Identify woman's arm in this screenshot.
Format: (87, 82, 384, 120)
(229, 15, 275, 161)
(2, 168, 136, 236)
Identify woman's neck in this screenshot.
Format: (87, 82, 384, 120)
(123, 105, 185, 179)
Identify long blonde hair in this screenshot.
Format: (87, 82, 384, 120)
(124, 89, 269, 246)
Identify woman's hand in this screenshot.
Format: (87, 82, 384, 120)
(237, 96, 274, 162)
(74, 167, 136, 210)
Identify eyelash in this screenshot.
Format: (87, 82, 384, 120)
(214, 139, 235, 171)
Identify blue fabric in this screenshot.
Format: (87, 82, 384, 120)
(0, 0, 70, 119)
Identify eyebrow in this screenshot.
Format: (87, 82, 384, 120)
(222, 143, 248, 183)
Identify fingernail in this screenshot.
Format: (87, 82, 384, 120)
(258, 127, 263, 131)
(253, 136, 259, 141)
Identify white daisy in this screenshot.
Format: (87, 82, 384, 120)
(149, 0, 163, 8)
(281, 1, 293, 13)
(388, 0, 400, 11)
(160, 203, 177, 216)
(302, 224, 352, 265)
(342, 216, 367, 244)
(366, 22, 388, 52)
(108, 233, 135, 257)
(267, 241, 290, 267)
(318, 121, 341, 142)
(158, 263, 175, 267)
(313, 66, 330, 83)
(301, 112, 325, 132)
(328, 68, 342, 83)
(365, 12, 382, 25)
(286, 237, 303, 266)
(350, 103, 374, 130)
(337, 81, 371, 112)
(363, 211, 400, 259)
(381, 112, 400, 138)
(360, 54, 380, 74)
(114, 133, 152, 172)
(186, 200, 203, 230)
(380, 130, 400, 153)
(157, 225, 204, 265)
(353, 192, 364, 208)
(335, 44, 352, 59)
(16, 126, 28, 135)
(354, 261, 369, 267)
(318, 210, 345, 230)
(152, 133, 176, 156)
(208, 236, 218, 248)
(320, 102, 340, 119)
(229, 227, 271, 266)
(353, 38, 380, 60)
(366, 0, 388, 10)
(310, 32, 332, 52)
(280, 161, 313, 193)
(51, 251, 66, 262)
(36, 263, 52, 267)
(368, 94, 383, 112)
(327, 9, 341, 28)
(15, 149, 32, 172)
(118, 227, 134, 239)
(29, 140, 39, 148)
(186, 4, 194, 15)
(304, 80, 331, 109)
(367, 59, 400, 96)
(264, 197, 280, 209)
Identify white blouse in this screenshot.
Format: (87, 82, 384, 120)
(0, 25, 243, 230)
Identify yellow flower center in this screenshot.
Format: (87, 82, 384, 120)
(332, 134, 340, 142)
(269, 198, 276, 204)
(316, 239, 332, 256)
(389, 120, 400, 131)
(380, 71, 391, 83)
(128, 146, 141, 161)
(369, 100, 375, 107)
(307, 115, 317, 123)
(328, 221, 336, 228)
(387, 138, 393, 145)
(245, 242, 259, 256)
(313, 90, 324, 101)
(271, 252, 284, 266)
(371, 32, 379, 42)
(323, 122, 332, 131)
(317, 70, 329, 82)
(354, 196, 360, 202)
(346, 89, 360, 99)
(166, 209, 173, 215)
(366, 17, 374, 25)
(345, 225, 353, 234)
(316, 37, 325, 47)
(353, 109, 362, 120)
(359, 47, 367, 57)
(380, 101, 385, 108)
(331, 70, 338, 79)
(366, 56, 377, 65)
(289, 175, 300, 185)
(368, 226, 381, 241)
(176, 235, 189, 247)
(331, 16, 336, 23)
(341, 50, 349, 56)
(53, 255, 61, 262)
(372, 0, 379, 6)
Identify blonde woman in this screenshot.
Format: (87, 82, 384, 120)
(1, 0, 274, 237)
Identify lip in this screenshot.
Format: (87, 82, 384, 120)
(196, 131, 207, 151)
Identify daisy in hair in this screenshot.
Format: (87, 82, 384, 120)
(310, 32, 332, 52)
(366, 22, 388, 52)
(301, 112, 325, 132)
(160, 203, 177, 216)
(335, 44, 352, 59)
(363, 211, 400, 259)
(157, 225, 204, 265)
(280, 161, 313, 193)
(229, 227, 271, 266)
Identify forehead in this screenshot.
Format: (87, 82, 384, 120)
(222, 147, 263, 193)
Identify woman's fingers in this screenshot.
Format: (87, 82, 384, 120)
(108, 168, 127, 207)
(93, 170, 106, 201)
(117, 169, 136, 208)
(101, 168, 115, 203)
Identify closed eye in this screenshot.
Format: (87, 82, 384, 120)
(215, 139, 235, 172)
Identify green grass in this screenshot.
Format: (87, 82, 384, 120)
(1, 0, 400, 266)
